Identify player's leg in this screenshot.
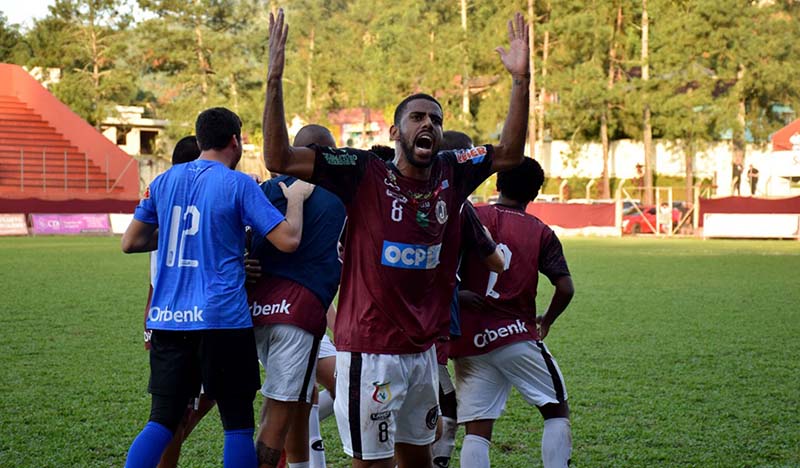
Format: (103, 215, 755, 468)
(333, 351, 406, 468)
(394, 346, 440, 468)
(126, 330, 201, 468)
(316, 335, 337, 422)
(157, 393, 217, 468)
(432, 364, 457, 468)
(453, 352, 511, 468)
(284, 400, 313, 467)
(202, 328, 261, 468)
(306, 387, 327, 468)
(255, 324, 320, 468)
(496, 340, 571, 468)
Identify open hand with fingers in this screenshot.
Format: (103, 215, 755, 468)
(279, 179, 315, 201)
(496, 12, 530, 78)
(267, 8, 289, 82)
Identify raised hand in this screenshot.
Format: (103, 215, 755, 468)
(495, 12, 530, 78)
(268, 8, 289, 82)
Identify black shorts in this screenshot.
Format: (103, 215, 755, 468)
(148, 328, 261, 400)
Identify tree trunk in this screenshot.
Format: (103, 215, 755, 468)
(733, 63, 747, 180)
(528, 0, 537, 157)
(305, 27, 315, 113)
(601, 4, 622, 199)
(685, 141, 694, 210)
(194, 16, 209, 104)
(538, 29, 549, 144)
(230, 74, 239, 112)
(641, 0, 654, 205)
(460, 0, 470, 121)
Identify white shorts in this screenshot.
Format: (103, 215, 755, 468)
(255, 324, 320, 403)
(318, 334, 337, 360)
(438, 364, 455, 395)
(334, 346, 440, 460)
(454, 340, 567, 424)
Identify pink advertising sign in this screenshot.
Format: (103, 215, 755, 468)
(31, 214, 111, 235)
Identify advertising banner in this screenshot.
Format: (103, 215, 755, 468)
(0, 213, 29, 236)
(31, 214, 111, 235)
(703, 213, 800, 239)
(109, 213, 134, 235)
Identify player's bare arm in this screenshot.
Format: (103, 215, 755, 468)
(537, 275, 574, 339)
(491, 12, 530, 172)
(263, 9, 316, 179)
(265, 179, 314, 253)
(483, 246, 506, 274)
(121, 220, 158, 253)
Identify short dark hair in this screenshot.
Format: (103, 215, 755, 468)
(195, 107, 242, 151)
(369, 145, 395, 162)
(171, 135, 201, 165)
(393, 93, 442, 126)
(497, 158, 545, 204)
(440, 131, 473, 151)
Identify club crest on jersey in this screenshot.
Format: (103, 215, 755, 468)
(372, 381, 392, 404)
(143, 185, 150, 199)
(435, 200, 448, 224)
(455, 146, 487, 164)
(381, 241, 441, 270)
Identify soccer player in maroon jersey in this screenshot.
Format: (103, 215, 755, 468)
(450, 158, 575, 468)
(262, 9, 530, 468)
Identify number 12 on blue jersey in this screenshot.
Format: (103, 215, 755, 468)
(166, 205, 200, 268)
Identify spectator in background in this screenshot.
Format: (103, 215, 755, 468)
(732, 160, 743, 196)
(747, 165, 759, 196)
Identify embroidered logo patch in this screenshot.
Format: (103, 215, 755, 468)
(372, 381, 392, 404)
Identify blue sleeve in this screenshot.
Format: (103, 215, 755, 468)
(134, 177, 159, 225)
(239, 174, 285, 237)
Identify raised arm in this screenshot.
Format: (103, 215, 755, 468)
(263, 9, 316, 179)
(492, 12, 530, 172)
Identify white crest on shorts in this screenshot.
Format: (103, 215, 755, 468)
(435, 200, 448, 224)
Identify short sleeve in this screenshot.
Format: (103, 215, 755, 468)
(539, 230, 571, 284)
(239, 174, 285, 238)
(441, 145, 495, 201)
(460, 202, 496, 258)
(133, 177, 159, 225)
(309, 145, 373, 203)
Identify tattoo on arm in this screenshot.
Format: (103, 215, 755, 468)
(256, 441, 282, 467)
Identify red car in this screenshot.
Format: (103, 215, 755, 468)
(622, 205, 680, 234)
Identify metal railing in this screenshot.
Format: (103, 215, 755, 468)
(10, 147, 132, 194)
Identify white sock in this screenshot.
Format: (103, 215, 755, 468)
(460, 434, 490, 468)
(432, 416, 457, 467)
(288, 462, 310, 468)
(542, 418, 572, 468)
(308, 404, 326, 468)
(318, 389, 334, 420)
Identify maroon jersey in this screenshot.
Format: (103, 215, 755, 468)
(247, 274, 327, 337)
(310, 145, 495, 354)
(450, 204, 570, 358)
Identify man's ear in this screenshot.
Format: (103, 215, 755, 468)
(389, 124, 399, 141)
(231, 134, 241, 150)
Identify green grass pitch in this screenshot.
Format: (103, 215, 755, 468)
(0, 236, 798, 467)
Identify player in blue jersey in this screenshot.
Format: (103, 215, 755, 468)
(121, 107, 312, 468)
(246, 124, 346, 468)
